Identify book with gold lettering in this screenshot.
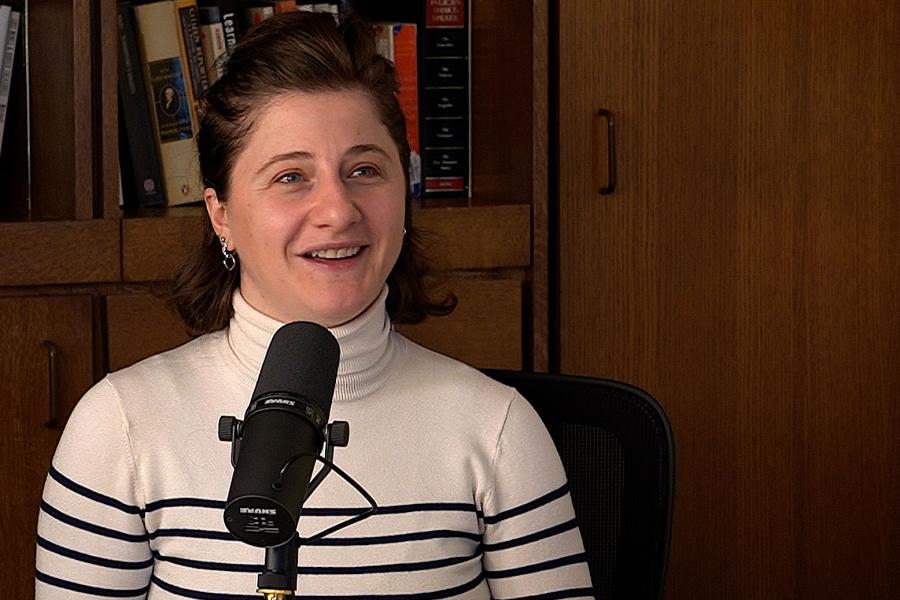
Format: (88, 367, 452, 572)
(133, 0, 204, 206)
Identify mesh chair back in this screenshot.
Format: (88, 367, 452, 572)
(483, 370, 675, 600)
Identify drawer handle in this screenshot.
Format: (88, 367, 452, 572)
(43, 341, 59, 429)
(597, 108, 617, 195)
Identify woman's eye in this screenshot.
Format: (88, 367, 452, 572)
(277, 172, 304, 184)
(349, 165, 379, 179)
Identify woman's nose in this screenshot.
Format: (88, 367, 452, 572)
(309, 173, 363, 230)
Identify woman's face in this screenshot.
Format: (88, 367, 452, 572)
(206, 89, 406, 327)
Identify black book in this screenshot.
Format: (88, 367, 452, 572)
(117, 1, 165, 208)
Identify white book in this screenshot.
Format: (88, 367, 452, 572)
(0, 9, 21, 148)
(0, 6, 11, 80)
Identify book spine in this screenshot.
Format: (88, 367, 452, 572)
(215, 0, 240, 52)
(387, 23, 421, 199)
(176, 0, 210, 111)
(272, 1, 297, 13)
(0, 6, 10, 82)
(0, 9, 20, 147)
(198, 6, 227, 83)
(117, 2, 166, 207)
(134, 0, 204, 206)
(422, 0, 469, 198)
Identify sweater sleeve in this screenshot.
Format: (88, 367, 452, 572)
(35, 378, 153, 599)
(482, 392, 594, 598)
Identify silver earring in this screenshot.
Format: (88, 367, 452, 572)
(220, 236, 236, 272)
(403, 227, 407, 236)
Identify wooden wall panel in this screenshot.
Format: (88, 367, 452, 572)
(397, 278, 523, 369)
(0, 220, 120, 286)
(105, 293, 192, 372)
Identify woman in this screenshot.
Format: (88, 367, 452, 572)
(36, 12, 593, 598)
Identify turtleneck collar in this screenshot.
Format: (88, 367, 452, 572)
(225, 286, 395, 402)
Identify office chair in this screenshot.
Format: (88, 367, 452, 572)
(483, 370, 675, 600)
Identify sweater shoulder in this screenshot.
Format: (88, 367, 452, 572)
(106, 330, 225, 389)
(391, 332, 519, 411)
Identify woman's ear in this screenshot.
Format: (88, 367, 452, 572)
(204, 187, 230, 241)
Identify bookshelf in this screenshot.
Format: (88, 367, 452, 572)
(1, 0, 548, 354)
(0, 2, 547, 592)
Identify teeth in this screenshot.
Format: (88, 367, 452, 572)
(307, 246, 361, 259)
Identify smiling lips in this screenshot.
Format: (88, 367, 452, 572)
(304, 246, 363, 260)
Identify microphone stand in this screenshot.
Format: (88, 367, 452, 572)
(250, 421, 378, 598)
(257, 535, 298, 600)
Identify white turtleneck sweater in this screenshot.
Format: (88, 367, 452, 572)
(36, 288, 593, 599)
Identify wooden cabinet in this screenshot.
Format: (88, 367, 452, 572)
(0, 296, 94, 596)
(557, 1, 899, 598)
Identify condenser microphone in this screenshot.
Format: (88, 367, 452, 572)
(220, 321, 340, 547)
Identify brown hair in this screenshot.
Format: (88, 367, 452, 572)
(170, 12, 454, 334)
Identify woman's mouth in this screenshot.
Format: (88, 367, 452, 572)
(304, 246, 363, 260)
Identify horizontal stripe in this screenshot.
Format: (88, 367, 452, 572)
(50, 466, 144, 515)
(151, 575, 258, 600)
(303, 501, 477, 517)
(486, 551, 588, 579)
(482, 518, 579, 552)
(499, 587, 595, 600)
(153, 549, 479, 575)
(151, 571, 485, 599)
(143, 497, 477, 517)
(145, 497, 225, 513)
(483, 483, 570, 525)
(308, 528, 482, 547)
(36, 569, 150, 598)
(37, 535, 153, 570)
(149, 527, 235, 541)
(148, 526, 480, 547)
(41, 501, 149, 543)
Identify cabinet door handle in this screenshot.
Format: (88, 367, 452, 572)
(597, 109, 617, 195)
(42, 341, 60, 429)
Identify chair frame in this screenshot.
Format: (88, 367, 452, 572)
(483, 369, 675, 599)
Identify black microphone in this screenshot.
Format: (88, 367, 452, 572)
(221, 321, 340, 548)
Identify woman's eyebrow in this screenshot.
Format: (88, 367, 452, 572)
(346, 144, 391, 159)
(255, 150, 314, 175)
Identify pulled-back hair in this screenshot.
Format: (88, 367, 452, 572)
(170, 12, 454, 334)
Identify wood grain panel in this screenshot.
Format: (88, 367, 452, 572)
(0, 295, 93, 597)
(106, 293, 193, 372)
(0, 220, 120, 286)
(122, 206, 532, 282)
(413, 205, 531, 270)
(122, 215, 205, 282)
(469, 0, 533, 205)
(27, 0, 94, 220)
(558, 1, 899, 598)
(397, 278, 522, 370)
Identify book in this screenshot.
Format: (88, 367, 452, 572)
(198, 5, 228, 83)
(271, 1, 297, 13)
(0, 5, 10, 80)
(175, 0, 210, 113)
(133, 0, 205, 206)
(422, 0, 470, 197)
(373, 22, 421, 198)
(0, 7, 20, 152)
(117, 1, 166, 207)
(199, 0, 240, 53)
(240, 2, 275, 30)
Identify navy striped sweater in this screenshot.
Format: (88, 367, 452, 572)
(36, 289, 593, 598)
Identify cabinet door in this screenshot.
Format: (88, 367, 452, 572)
(0, 296, 94, 597)
(558, 1, 899, 598)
